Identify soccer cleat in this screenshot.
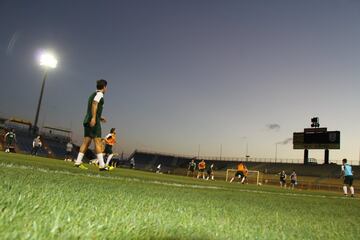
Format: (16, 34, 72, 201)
(74, 164, 88, 170)
(99, 166, 115, 171)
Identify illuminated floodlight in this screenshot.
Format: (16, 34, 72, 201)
(39, 52, 58, 68)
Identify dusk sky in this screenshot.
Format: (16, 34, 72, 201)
(1, 0, 360, 163)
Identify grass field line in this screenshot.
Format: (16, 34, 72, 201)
(0, 162, 222, 190)
(1, 162, 357, 201)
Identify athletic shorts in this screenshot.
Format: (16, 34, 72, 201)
(83, 123, 101, 138)
(199, 169, 205, 172)
(235, 171, 244, 178)
(207, 170, 212, 175)
(344, 176, 354, 186)
(188, 167, 195, 172)
(291, 180, 296, 185)
(280, 179, 286, 184)
(104, 144, 113, 154)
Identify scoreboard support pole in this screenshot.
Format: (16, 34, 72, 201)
(324, 149, 329, 164)
(304, 149, 309, 164)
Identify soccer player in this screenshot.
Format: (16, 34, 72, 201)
(290, 170, 297, 190)
(279, 170, 287, 188)
(31, 136, 42, 156)
(341, 159, 355, 197)
(156, 163, 162, 173)
(130, 157, 135, 169)
(65, 140, 73, 161)
(197, 159, 206, 179)
(206, 163, 215, 180)
(4, 129, 16, 153)
(230, 162, 246, 183)
(104, 128, 117, 167)
(74, 79, 112, 171)
(187, 158, 196, 177)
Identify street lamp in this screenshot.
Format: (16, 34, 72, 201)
(33, 51, 57, 134)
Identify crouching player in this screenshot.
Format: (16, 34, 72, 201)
(341, 158, 355, 197)
(104, 128, 117, 168)
(230, 162, 247, 184)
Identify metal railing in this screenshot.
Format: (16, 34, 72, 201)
(134, 149, 360, 166)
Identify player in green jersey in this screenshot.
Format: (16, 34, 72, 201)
(74, 79, 112, 171)
(4, 129, 16, 153)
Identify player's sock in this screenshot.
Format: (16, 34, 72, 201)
(343, 186, 348, 195)
(75, 152, 84, 165)
(106, 154, 113, 166)
(97, 153, 105, 168)
(350, 186, 354, 196)
(211, 176, 214, 180)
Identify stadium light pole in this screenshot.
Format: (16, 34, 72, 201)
(33, 51, 57, 134)
(197, 144, 200, 159)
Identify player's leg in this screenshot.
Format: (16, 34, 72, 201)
(105, 145, 113, 166)
(230, 172, 237, 183)
(343, 176, 349, 196)
(94, 137, 106, 169)
(74, 137, 91, 168)
(241, 177, 246, 184)
(349, 177, 354, 197)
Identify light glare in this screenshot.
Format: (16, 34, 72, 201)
(39, 52, 58, 68)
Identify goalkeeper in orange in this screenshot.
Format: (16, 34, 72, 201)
(104, 128, 117, 168)
(230, 162, 248, 184)
(197, 159, 206, 179)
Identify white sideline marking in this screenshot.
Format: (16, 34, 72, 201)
(0, 163, 221, 190)
(1, 163, 357, 201)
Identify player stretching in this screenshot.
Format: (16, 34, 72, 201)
(104, 128, 117, 167)
(74, 79, 111, 171)
(230, 162, 247, 184)
(341, 159, 354, 197)
(197, 159, 206, 179)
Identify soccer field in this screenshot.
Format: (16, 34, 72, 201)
(0, 152, 359, 240)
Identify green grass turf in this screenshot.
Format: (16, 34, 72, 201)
(0, 152, 359, 240)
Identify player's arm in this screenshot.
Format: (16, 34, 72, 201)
(90, 101, 98, 127)
(4, 133, 8, 141)
(340, 165, 345, 178)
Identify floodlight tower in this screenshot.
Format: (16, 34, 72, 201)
(33, 51, 57, 134)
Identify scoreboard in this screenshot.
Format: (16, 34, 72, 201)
(293, 128, 340, 149)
